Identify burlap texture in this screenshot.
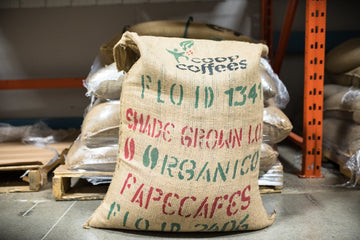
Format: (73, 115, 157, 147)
(263, 106, 293, 145)
(260, 143, 278, 173)
(323, 118, 360, 158)
(324, 84, 360, 124)
(86, 32, 275, 232)
(99, 20, 252, 64)
(329, 66, 360, 87)
(325, 38, 360, 74)
(260, 64, 277, 100)
(65, 137, 117, 171)
(81, 101, 120, 147)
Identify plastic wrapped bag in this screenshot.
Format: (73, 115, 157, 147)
(0, 123, 32, 143)
(263, 106, 293, 145)
(260, 143, 279, 173)
(344, 150, 360, 187)
(323, 118, 360, 186)
(65, 135, 117, 172)
(81, 100, 120, 148)
(0, 121, 76, 144)
(260, 58, 290, 109)
(324, 84, 360, 124)
(84, 60, 126, 101)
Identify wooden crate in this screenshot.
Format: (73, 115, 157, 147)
(0, 142, 72, 193)
(53, 164, 113, 201)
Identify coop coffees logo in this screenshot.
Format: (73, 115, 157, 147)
(167, 40, 248, 75)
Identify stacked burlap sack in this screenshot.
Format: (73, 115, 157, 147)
(65, 101, 121, 172)
(260, 58, 292, 176)
(323, 38, 360, 186)
(65, 62, 125, 173)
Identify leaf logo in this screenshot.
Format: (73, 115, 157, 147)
(167, 40, 194, 63)
(180, 40, 194, 51)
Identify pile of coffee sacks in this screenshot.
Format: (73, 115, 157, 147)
(65, 59, 125, 174)
(323, 38, 360, 186)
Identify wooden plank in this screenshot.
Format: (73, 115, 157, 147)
(0, 165, 41, 171)
(52, 166, 111, 201)
(0, 142, 72, 166)
(53, 175, 71, 200)
(0, 142, 72, 192)
(260, 186, 282, 194)
(53, 164, 113, 177)
(28, 170, 42, 191)
(0, 186, 35, 193)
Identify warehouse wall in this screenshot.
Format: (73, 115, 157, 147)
(0, 0, 359, 133)
(0, 0, 261, 125)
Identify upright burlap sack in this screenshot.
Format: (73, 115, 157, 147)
(85, 32, 275, 232)
(81, 101, 120, 147)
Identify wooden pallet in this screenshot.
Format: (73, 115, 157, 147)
(53, 161, 283, 201)
(0, 142, 72, 193)
(52, 164, 113, 201)
(258, 161, 283, 194)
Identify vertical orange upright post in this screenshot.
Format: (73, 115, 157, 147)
(301, 0, 326, 178)
(272, 0, 299, 74)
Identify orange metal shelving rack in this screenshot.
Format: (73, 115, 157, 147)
(0, 78, 84, 90)
(262, 0, 326, 178)
(300, 0, 326, 177)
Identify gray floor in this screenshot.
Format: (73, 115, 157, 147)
(1, 142, 359, 240)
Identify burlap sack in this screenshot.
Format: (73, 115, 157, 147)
(85, 63, 126, 100)
(81, 101, 120, 147)
(85, 32, 275, 232)
(324, 84, 360, 124)
(65, 137, 117, 171)
(260, 143, 278, 173)
(329, 66, 360, 87)
(260, 63, 277, 100)
(263, 106, 293, 145)
(323, 84, 350, 99)
(325, 38, 360, 74)
(323, 118, 360, 159)
(100, 20, 252, 64)
(259, 58, 289, 109)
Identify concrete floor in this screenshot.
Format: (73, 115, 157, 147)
(1, 142, 359, 240)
